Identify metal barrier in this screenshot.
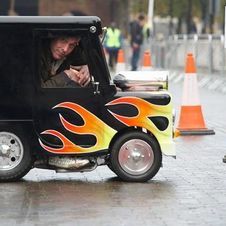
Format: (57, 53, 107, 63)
(150, 34, 226, 75)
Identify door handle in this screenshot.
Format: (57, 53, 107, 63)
(93, 82, 100, 95)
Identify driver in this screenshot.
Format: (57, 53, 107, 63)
(40, 35, 91, 88)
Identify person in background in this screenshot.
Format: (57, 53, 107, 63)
(129, 13, 146, 71)
(104, 22, 122, 71)
(190, 18, 197, 34)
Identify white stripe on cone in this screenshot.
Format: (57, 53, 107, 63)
(181, 73, 200, 106)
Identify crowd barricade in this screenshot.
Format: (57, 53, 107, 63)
(149, 34, 226, 75)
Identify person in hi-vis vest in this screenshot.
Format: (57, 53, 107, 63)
(104, 22, 123, 71)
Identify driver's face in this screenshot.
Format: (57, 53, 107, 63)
(50, 37, 80, 60)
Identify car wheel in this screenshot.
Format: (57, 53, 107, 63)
(110, 131, 162, 182)
(0, 129, 33, 182)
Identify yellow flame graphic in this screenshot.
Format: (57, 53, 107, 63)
(39, 102, 116, 154)
(39, 97, 173, 155)
(106, 96, 175, 156)
(106, 96, 171, 135)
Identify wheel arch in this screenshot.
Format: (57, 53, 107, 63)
(109, 126, 161, 153)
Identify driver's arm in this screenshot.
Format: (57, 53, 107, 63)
(41, 71, 71, 88)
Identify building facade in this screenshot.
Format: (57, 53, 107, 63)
(0, 0, 130, 30)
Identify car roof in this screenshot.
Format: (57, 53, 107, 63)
(0, 16, 101, 24)
(0, 16, 103, 35)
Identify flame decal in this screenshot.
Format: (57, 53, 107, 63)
(39, 102, 116, 154)
(106, 96, 175, 156)
(39, 130, 80, 153)
(39, 96, 173, 155)
(106, 96, 171, 135)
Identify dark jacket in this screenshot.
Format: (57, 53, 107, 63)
(129, 20, 144, 46)
(40, 39, 86, 88)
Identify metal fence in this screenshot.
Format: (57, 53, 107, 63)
(150, 34, 226, 75)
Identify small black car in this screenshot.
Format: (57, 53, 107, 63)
(0, 16, 175, 182)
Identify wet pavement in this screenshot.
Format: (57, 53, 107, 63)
(1, 83, 226, 226)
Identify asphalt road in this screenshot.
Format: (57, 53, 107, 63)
(0, 82, 225, 226)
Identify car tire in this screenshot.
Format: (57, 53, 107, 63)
(107, 161, 115, 173)
(110, 131, 162, 182)
(0, 128, 33, 182)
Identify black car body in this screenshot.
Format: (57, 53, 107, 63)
(0, 16, 175, 182)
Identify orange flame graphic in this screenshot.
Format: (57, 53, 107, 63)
(106, 96, 174, 156)
(39, 102, 116, 154)
(106, 96, 171, 135)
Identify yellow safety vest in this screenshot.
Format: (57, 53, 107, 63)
(106, 28, 121, 48)
(143, 24, 150, 39)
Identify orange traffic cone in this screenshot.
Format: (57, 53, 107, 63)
(177, 53, 215, 135)
(116, 49, 126, 73)
(142, 51, 152, 70)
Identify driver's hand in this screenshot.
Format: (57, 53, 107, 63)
(76, 65, 91, 87)
(64, 65, 90, 87)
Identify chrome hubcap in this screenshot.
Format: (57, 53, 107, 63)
(118, 139, 154, 175)
(0, 132, 24, 170)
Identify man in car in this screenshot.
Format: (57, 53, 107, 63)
(41, 35, 91, 88)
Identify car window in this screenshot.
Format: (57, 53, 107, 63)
(36, 31, 91, 89)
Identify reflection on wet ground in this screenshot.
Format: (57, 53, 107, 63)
(0, 170, 175, 226)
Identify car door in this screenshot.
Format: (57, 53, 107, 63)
(32, 29, 104, 153)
